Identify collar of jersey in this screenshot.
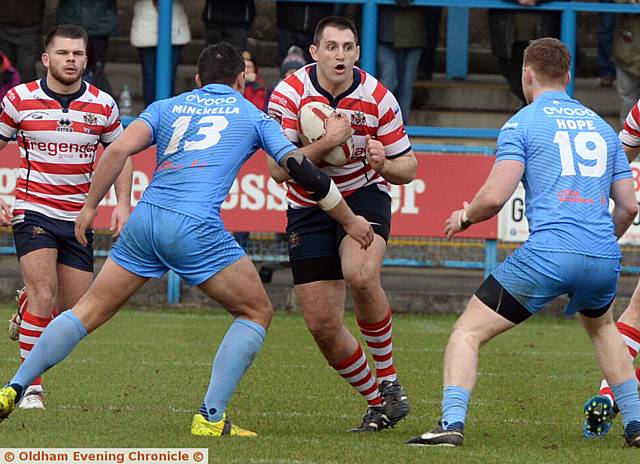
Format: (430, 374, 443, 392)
(201, 83, 236, 94)
(309, 64, 361, 109)
(538, 90, 570, 101)
(40, 78, 87, 110)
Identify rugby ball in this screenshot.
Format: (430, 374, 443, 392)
(297, 102, 354, 166)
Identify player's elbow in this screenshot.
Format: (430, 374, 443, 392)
(622, 201, 639, 221)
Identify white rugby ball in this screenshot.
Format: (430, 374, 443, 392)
(297, 102, 354, 166)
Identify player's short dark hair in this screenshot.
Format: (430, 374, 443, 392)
(524, 38, 571, 83)
(197, 42, 245, 86)
(44, 24, 88, 50)
(313, 16, 358, 46)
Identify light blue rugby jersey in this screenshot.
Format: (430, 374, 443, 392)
(136, 83, 295, 221)
(496, 90, 632, 258)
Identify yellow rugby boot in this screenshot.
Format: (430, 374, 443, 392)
(191, 412, 257, 438)
(0, 385, 18, 421)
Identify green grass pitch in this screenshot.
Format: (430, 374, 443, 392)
(0, 305, 638, 463)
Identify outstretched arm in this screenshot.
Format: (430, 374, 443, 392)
(110, 158, 133, 238)
(278, 149, 374, 249)
(445, 160, 525, 240)
(75, 121, 153, 245)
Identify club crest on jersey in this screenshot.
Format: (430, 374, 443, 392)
(83, 113, 97, 126)
(351, 111, 366, 126)
(57, 118, 72, 133)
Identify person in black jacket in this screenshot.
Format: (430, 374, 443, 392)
(276, 2, 335, 63)
(488, 0, 559, 103)
(201, 0, 255, 51)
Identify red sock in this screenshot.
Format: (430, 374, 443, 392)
(617, 322, 640, 358)
(358, 308, 396, 383)
(332, 344, 382, 407)
(19, 309, 52, 387)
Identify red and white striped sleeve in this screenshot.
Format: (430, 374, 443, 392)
(620, 99, 640, 148)
(100, 97, 123, 145)
(0, 87, 20, 141)
(372, 81, 412, 159)
(268, 73, 304, 145)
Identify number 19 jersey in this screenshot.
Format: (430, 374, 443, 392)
(495, 91, 631, 258)
(137, 83, 296, 222)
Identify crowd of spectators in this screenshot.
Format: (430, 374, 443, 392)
(0, 1, 636, 122)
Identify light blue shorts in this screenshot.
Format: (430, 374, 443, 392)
(492, 246, 620, 316)
(110, 202, 245, 286)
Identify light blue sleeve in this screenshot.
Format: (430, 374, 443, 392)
(495, 113, 527, 164)
(254, 111, 297, 163)
(137, 100, 164, 145)
(612, 138, 633, 183)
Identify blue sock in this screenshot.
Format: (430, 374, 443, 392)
(200, 319, 266, 422)
(611, 379, 640, 430)
(442, 385, 470, 430)
(10, 310, 87, 395)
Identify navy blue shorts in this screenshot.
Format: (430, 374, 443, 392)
(12, 210, 94, 272)
(286, 185, 391, 284)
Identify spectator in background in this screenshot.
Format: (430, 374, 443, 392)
(488, 0, 559, 104)
(598, 0, 617, 87)
(612, 8, 640, 123)
(264, 45, 307, 112)
(131, 0, 191, 107)
(0, 52, 20, 101)
(56, 0, 119, 94)
(241, 50, 265, 110)
(201, 0, 255, 51)
(377, 1, 429, 124)
(276, 2, 335, 63)
(0, 0, 44, 83)
(417, 7, 442, 81)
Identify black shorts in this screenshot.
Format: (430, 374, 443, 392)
(12, 210, 94, 272)
(287, 185, 391, 285)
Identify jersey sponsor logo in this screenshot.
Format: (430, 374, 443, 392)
(25, 139, 97, 158)
(270, 94, 288, 107)
(185, 94, 237, 106)
(543, 106, 596, 117)
(25, 112, 47, 120)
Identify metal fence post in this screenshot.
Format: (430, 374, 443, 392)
(446, 7, 470, 80)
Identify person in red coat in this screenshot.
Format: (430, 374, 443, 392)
(242, 50, 265, 110)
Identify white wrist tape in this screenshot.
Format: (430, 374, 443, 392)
(318, 181, 342, 211)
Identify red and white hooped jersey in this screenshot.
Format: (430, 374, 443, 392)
(267, 64, 412, 208)
(0, 79, 123, 222)
(620, 100, 640, 149)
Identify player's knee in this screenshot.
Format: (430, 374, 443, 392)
(27, 286, 57, 315)
(451, 318, 492, 347)
(305, 313, 342, 342)
(342, 265, 378, 294)
(234, 298, 273, 328)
